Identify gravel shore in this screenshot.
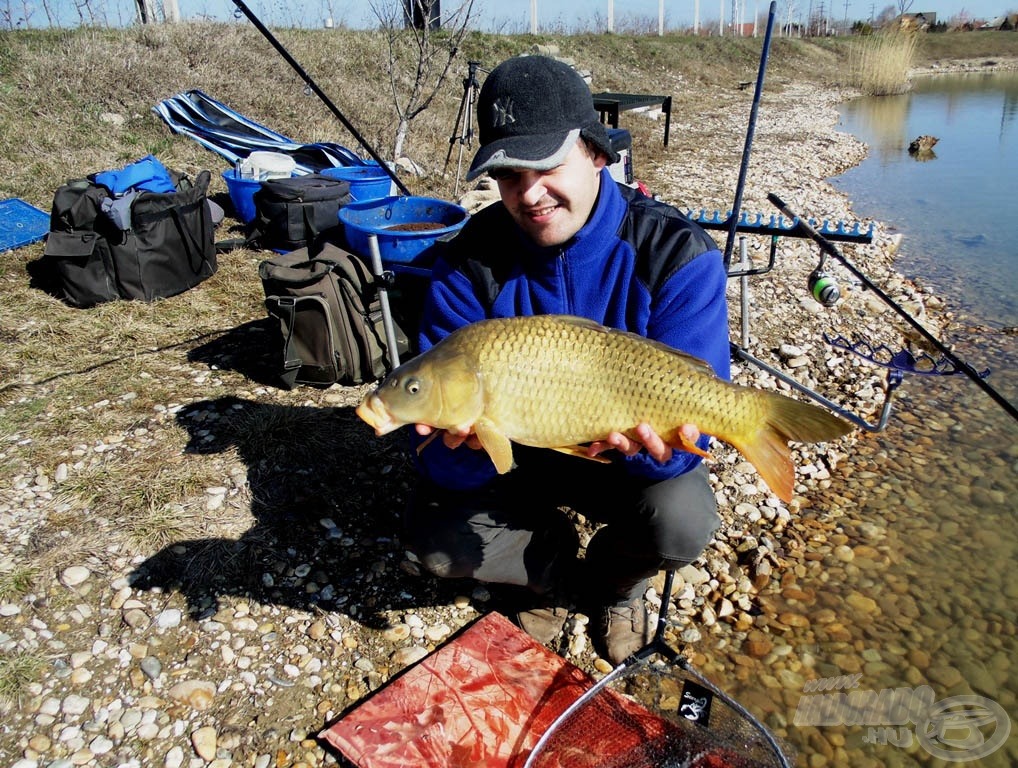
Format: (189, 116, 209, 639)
(2, 58, 1016, 768)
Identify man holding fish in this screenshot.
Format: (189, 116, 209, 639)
(359, 55, 848, 665)
(406, 54, 728, 665)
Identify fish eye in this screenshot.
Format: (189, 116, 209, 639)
(405, 378, 421, 395)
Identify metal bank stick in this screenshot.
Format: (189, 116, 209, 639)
(367, 234, 401, 370)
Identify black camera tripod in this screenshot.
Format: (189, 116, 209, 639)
(444, 60, 485, 196)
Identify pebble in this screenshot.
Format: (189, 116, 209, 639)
(60, 567, 91, 588)
(155, 609, 182, 629)
(164, 745, 184, 768)
(391, 646, 429, 667)
(140, 656, 162, 680)
(61, 695, 90, 716)
(382, 624, 411, 642)
(166, 680, 216, 710)
(191, 726, 217, 761)
(845, 592, 878, 613)
(424, 624, 451, 642)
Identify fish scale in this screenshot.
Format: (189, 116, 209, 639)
(469, 316, 739, 446)
(356, 314, 853, 501)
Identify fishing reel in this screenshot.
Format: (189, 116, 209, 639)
(808, 245, 840, 307)
(808, 267, 841, 307)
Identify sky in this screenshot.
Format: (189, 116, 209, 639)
(27, 0, 1016, 32)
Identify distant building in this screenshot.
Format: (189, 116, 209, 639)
(898, 11, 937, 30)
(986, 13, 1018, 30)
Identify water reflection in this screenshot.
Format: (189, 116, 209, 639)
(848, 96, 910, 163)
(1002, 87, 1018, 140)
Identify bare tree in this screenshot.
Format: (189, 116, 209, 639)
(0, 0, 59, 28)
(895, 0, 914, 17)
(38, 0, 58, 27)
(0, 2, 16, 30)
(370, 0, 476, 163)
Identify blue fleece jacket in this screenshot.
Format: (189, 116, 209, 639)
(414, 169, 730, 490)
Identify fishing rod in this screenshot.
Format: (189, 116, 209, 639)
(768, 192, 1018, 423)
(723, 0, 777, 268)
(230, 0, 412, 196)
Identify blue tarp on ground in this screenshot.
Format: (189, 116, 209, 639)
(0, 198, 50, 251)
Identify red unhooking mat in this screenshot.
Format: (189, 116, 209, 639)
(319, 612, 679, 767)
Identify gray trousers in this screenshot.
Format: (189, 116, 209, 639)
(403, 446, 719, 603)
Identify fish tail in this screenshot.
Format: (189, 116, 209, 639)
(729, 392, 853, 502)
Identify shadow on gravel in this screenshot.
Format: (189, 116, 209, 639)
(187, 317, 282, 388)
(126, 395, 464, 628)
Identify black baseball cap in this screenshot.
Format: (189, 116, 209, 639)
(466, 55, 619, 181)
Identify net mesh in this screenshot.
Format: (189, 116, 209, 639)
(526, 655, 794, 768)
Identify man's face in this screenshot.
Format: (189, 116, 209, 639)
(490, 140, 608, 248)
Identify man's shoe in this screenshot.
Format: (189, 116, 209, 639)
(595, 598, 650, 666)
(514, 604, 570, 645)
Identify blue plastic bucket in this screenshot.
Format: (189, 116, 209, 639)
(320, 164, 394, 201)
(221, 169, 262, 224)
(339, 196, 469, 266)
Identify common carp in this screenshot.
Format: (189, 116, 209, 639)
(356, 314, 852, 501)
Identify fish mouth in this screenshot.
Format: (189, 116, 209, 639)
(355, 394, 399, 436)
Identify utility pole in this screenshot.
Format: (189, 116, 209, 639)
(530, 0, 536, 33)
(694, 0, 701, 34)
(608, 0, 614, 32)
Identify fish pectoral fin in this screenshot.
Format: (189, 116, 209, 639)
(550, 445, 611, 464)
(670, 430, 713, 460)
(473, 419, 515, 474)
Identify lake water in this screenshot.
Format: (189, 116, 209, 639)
(783, 71, 1018, 766)
(694, 73, 1018, 767)
(832, 71, 1018, 333)
(831, 71, 1018, 412)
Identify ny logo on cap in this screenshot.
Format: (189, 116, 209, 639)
(490, 97, 516, 128)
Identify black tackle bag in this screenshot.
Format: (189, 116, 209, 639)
(251, 173, 351, 254)
(42, 169, 217, 307)
(258, 242, 409, 388)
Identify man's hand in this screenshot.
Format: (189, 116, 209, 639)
(415, 423, 483, 451)
(587, 422, 701, 464)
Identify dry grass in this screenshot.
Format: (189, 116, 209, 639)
(0, 566, 38, 602)
(0, 651, 45, 714)
(847, 28, 920, 95)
